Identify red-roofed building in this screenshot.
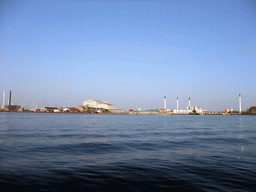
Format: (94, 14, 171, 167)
(69, 108, 79, 113)
(249, 106, 256, 113)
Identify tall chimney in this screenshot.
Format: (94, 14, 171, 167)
(2, 91, 5, 107)
(177, 97, 179, 110)
(239, 94, 241, 113)
(164, 96, 166, 110)
(189, 97, 190, 107)
(9, 90, 11, 106)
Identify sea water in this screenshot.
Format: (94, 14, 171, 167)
(0, 113, 255, 191)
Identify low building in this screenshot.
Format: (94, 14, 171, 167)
(40, 107, 60, 112)
(173, 106, 207, 114)
(77, 105, 100, 113)
(167, 110, 174, 114)
(197, 109, 208, 114)
(3, 105, 21, 111)
(69, 108, 79, 113)
(61, 107, 79, 113)
(249, 106, 256, 113)
(77, 105, 89, 112)
(224, 108, 234, 113)
(173, 109, 192, 114)
(109, 109, 126, 113)
(187, 106, 204, 112)
(159, 109, 173, 115)
(138, 111, 159, 114)
(94, 108, 108, 113)
(129, 109, 135, 114)
(159, 109, 167, 113)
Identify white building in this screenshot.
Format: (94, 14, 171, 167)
(186, 106, 206, 113)
(40, 107, 60, 112)
(173, 109, 192, 114)
(224, 108, 233, 113)
(109, 109, 126, 113)
(173, 106, 207, 114)
(83, 100, 117, 110)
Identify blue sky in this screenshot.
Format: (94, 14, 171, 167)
(1, 0, 255, 111)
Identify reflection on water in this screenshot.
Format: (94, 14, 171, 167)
(0, 113, 256, 191)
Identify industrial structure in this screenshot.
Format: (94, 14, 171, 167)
(9, 90, 11, 106)
(1, 90, 21, 111)
(83, 100, 117, 110)
(77, 105, 91, 113)
(173, 97, 207, 114)
(2, 91, 5, 108)
(108, 109, 126, 113)
(224, 108, 234, 113)
(239, 94, 242, 113)
(2, 92, 252, 115)
(164, 96, 166, 110)
(77, 100, 125, 113)
(40, 107, 60, 112)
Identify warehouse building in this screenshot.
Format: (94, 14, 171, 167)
(108, 109, 126, 113)
(40, 107, 60, 112)
(173, 107, 207, 114)
(83, 100, 117, 110)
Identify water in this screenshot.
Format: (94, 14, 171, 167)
(0, 113, 255, 191)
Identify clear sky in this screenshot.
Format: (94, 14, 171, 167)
(1, 0, 255, 111)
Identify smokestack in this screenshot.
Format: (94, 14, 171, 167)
(239, 94, 241, 113)
(177, 97, 179, 110)
(9, 90, 11, 106)
(189, 97, 190, 107)
(2, 91, 5, 107)
(164, 96, 166, 110)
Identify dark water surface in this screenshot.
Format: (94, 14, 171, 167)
(0, 113, 255, 191)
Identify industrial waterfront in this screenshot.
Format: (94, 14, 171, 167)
(1, 90, 256, 115)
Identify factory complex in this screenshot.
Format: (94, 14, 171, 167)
(1, 91, 21, 111)
(173, 97, 207, 114)
(1, 91, 255, 115)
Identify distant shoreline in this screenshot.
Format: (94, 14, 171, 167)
(0, 111, 255, 115)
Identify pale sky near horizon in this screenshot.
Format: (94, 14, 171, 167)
(1, 0, 255, 111)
